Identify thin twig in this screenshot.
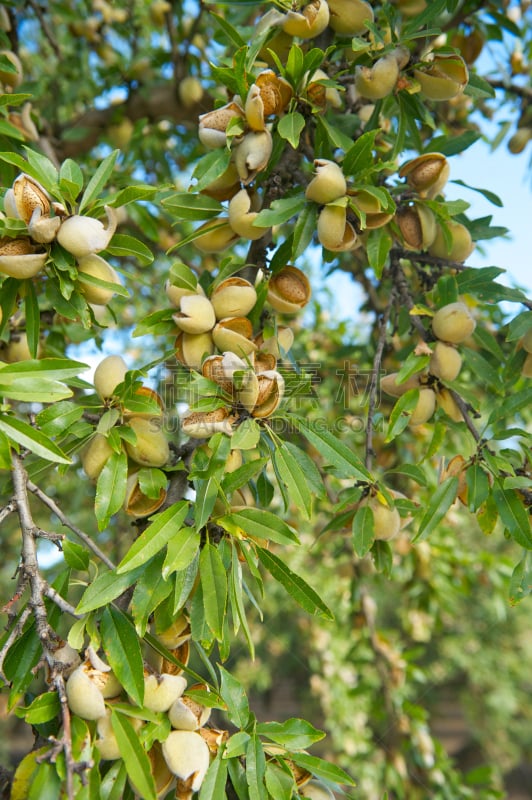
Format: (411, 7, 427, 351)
(27, 0, 62, 60)
(43, 585, 81, 619)
(0, 499, 16, 525)
(52, 672, 75, 799)
(27, 480, 116, 570)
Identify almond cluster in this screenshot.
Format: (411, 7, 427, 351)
(381, 301, 476, 427)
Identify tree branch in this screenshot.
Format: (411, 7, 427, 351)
(56, 83, 206, 160)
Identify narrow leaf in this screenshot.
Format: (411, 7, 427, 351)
(76, 566, 144, 614)
(257, 547, 334, 620)
(413, 477, 459, 542)
(218, 664, 250, 729)
(0, 415, 71, 464)
(199, 751, 229, 800)
(352, 503, 375, 557)
(272, 444, 312, 519)
(163, 526, 200, 578)
(101, 606, 145, 706)
(290, 752, 356, 786)
(95, 450, 128, 531)
(293, 417, 372, 481)
(246, 735, 267, 800)
(116, 501, 189, 573)
(111, 709, 157, 800)
(218, 507, 300, 546)
(78, 150, 119, 213)
(200, 543, 228, 641)
(492, 482, 532, 548)
(256, 718, 325, 749)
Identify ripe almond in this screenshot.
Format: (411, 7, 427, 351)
(431, 302, 476, 344)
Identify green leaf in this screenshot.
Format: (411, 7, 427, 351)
(0, 92, 32, 107)
(231, 418, 261, 450)
(253, 195, 306, 228)
(343, 130, 379, 175)
(385, 390, 420, 442)
(23, 146, 60, 192)
(465, 464, 490, 512)
(0, 151, 56, 192)
(101, 606, 145, 706)
(195, 475, 222, 531)
(168, 261, 198, 291)
(506, 311, 532, 342)
(292, 202, 318, 260)
(413, 477, 459, 542)
(492, 482, 532, 548)
(108, 184, 158, 207)
(265, 762, 294, 800)
(290, 752, 356, 786)
(509, 552, 532, 605)
(131, 552, 173, 636)
(366, 227, 392, 277)
(106, 233, 154, 265)
(277, 112, 305, 149)
(162, 192, 223, 220)
(218, 664, 250, 729)
(210, 11, 246, 47)
(95, 450, 128, 531)
(100, 761, 128, 800)
(451, 179, 502, 207)
(272, 443, 313, 520)
(218, 507, 300, 546)
(37, 401, 84, 436)
(229, 546, 255, 658)
(402, 0, 447, 34)
(199, 750, 229, 800)
(78, 150, 119, 213)
(110, 709, 157, 800)
(0, 414, 71, 464)
(16, 692, 60, 725)
(257, 547, 334, 620)
(293, 417, 372, 481)
(0, 378, 73, 403)
(173, 554, 199, 613)
(137, 467, 167, 499)
(464, 72, 496, 99)
(62, 540, 90, 572)
(59, 158, 84, 198)
(116, 501, 190, 573)
(76, 565, 144, 614)
(425, 131, 481, 157)
(487, 388, 532, 426)
(317, 115, 354, 152)
(256, 718, 325, 750)
(23, 280, 40, 358)
(163, 527, 201, 578)
(462, 348, 503, 392)
(352, 503, 375, 557)
(200, 542, 228, 641)
(246, 735, 267, 800)
(191, 148, 233, 193)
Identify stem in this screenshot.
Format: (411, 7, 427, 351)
(27, 480, 116, 570)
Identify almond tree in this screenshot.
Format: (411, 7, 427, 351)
(0, 2, 531, 799)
